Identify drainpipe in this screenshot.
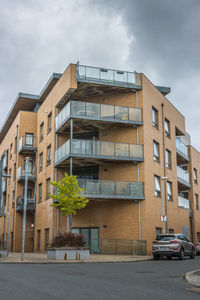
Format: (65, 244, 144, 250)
(136, 91, 141, 243)
(55, 108, 59, 234)
(69, 118, 73, 232)
(161, 103, 168, 232)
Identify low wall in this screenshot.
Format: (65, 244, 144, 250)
(47, 248, 90, 260)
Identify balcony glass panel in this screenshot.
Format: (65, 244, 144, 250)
(71, 101, 85, 117)
(176, 139, 189, 158)
(178, 196, 190, 209)
(78, 179, 144, 199)
(86, 102, 100, 117)
(101, 104, 115, 119)
(177, 166, 190, 184)
(115, 106, 129, 120)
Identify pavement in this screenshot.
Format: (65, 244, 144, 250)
(0, 252, 152, 264)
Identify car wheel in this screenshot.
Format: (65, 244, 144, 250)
(167, 256, 172, 260)
(153, 254, 160, 260)
(178, 248, 184, 260)
(190, 248, 195, 259)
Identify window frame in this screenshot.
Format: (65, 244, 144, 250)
(46, 178, 51, 199)
(165, 118, 170, 138)
(153, 140, 159, 162)
(40, 122, 44, 142)
(38, 183, 42, 203)
(166, 149, 171, 169)
(167, 181, 172, 201)
(154, 175, 161, 197)
(152, 107, 158, 129)
(47, 112, 52, 133)
(39, 152, 43, 172)
(46, 145, 51, 165)
(194, 168, 198, 184)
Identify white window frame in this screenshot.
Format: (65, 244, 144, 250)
(154, 175, 161, 197)
(165, 119, 170, 137)
(167, 181, 172, 201)
(153, 141, 159, 162)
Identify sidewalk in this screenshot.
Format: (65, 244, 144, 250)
(0, 252, 152, 264)
(186, 270, 200, 287)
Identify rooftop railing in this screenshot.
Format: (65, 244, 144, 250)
(78, 179, 144, 200)
(55, 139, 143, 165)
(55, 100, 142, 132)
(177, 166, 190, 186)
(76, 64, 139, 87)
(176, 139, 189, 160)
(178, 195, 190, 209)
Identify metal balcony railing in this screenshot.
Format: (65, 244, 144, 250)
(17, 166, 36, 182)
(78, 179, 144, 200)
(16, 197, 36, 211)
(18, 136, 37, 153)
(177, 166, 190, 187)
(76, 64, 140, 87)
(55, 100, 142, 132)
(55, 139, 143, 165)
(178, 196, 190, 209)
(176, 139, 189, 161)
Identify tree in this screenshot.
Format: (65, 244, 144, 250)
(49, 173, 89, 231)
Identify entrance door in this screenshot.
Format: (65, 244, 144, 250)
(72, 228, 99, 253)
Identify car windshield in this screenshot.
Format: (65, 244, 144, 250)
(156, 235, 175, 241)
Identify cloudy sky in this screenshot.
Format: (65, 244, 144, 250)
(0, 0, 200, 148)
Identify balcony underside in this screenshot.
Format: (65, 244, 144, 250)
(56, 116, 142, 135)
(16, 205, 35, 213)
(57, 82, 141, 108)
(83, 194, 145, 201)
(19, 146, 37, 154)
(17, 175, 36, 183)
(55, 155, 143, 168)
(177, 179, 191, 190)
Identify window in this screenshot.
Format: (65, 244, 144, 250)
(152, 107, 158, 128)
(46, 145, 51, 164)
(37, 230, 41, 251)
(167, 181, 172, 201)
(45, 228, 49, 250)
(39, 152, 43, 171)
(156, 227, 162, 236)
(169, 229, 174, 234)
(12, 191, 15, 208)
(38, 184, 42, 203)
(10, 143, 13, 159)
(165, 119, 170, 137)
(194, 168, 198, 184)
(25, 133, 34, 147)
(48, 112, 52, 133)
(195, 194, 199, 210)
(153, 140, 159, 162)
(15, 136, 17, 153)
(166, 149, 171, 169)
(13, 163, 16, 181)
(40, 122, 44, 141)
(154, 175, 161, 197)
(46, 178, 50, 199)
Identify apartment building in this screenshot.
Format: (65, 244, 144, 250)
(0, 63, 200, 255)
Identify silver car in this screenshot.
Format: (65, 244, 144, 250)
(152, 234, 195, 260)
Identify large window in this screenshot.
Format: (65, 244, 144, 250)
(165, 119, 170, 137)
(194, 168, 198, 184)
(39, 152, 43, 171)
(38, 183, 42, 203)
(154, 175, 161, 197)
(166, 149, 171, 169)
(48, 112, 52, 133)
(195, 194, 199, 210)
(153, 140, 159, 162)
(167, 181, 172, 201)
(152, 107, 158, 128)
(25, 133, 34, 147)
(40, 122, 44, 141)
(47, 145, 51, 164)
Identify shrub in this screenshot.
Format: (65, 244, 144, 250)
(52, 232, 86, 248)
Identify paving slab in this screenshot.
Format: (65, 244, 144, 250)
(0, 252, 152, 264)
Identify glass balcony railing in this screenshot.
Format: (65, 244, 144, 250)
(177, 166, 190, 186)
(17, 166, 36, 181)
(76, 64, 139, 87)
(55, 101, 142, 132)
(16, 196, 36, 211)
(18, 136, 37, 153)
(178, 196, 190, 209)
(2, 178, 6, 193)
(176, 139, 189, 160)
(78, 179, 144, 200)
(55, 139, 143, 165)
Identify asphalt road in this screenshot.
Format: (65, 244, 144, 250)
(0, 257, 200, 300)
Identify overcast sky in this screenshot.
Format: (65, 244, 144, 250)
(0, 0, 200, 148)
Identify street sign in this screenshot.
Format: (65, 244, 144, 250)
(161, 215, 167, 222)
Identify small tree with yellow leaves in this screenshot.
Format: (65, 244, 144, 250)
(49, 173, 89, 232)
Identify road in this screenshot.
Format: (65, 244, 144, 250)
(0, 257, 200, 299)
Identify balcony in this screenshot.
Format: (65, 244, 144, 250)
(2, 178, 6, 193)
(177, 166, 191, 188)
(17, 166, 36, 183)
(16, 196, 36, 212)
(55, 139, 143, 167)
(55, 100, 143, 134)
(178, 196, 190, 209)
(176, 139, 189, 162)
(78, 179, 144, 200)
(18, 136, 37, 154)
(1, 153, 8, 170)
(76, 64, 141, 89)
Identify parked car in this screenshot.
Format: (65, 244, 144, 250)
(152, 234, 195, 260)
(196, 241, 200, 255)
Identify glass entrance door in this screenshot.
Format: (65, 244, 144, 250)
(72, 227, 99, 253)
